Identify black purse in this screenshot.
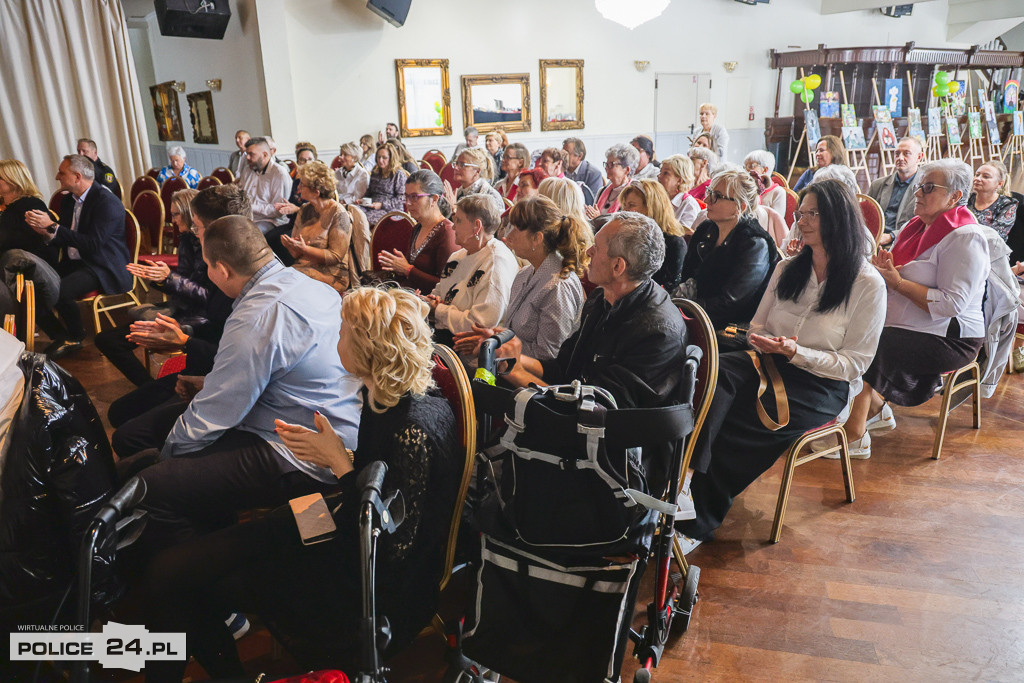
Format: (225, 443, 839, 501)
(716, 324, 749, 353)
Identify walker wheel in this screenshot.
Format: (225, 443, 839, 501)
(676, 565, 700, 633)
(443, 665, 502, 683)
(633, 668, 652, 683)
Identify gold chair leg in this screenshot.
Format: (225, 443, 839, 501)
(770, 446, 800, 544)
(932, 372, 956, 460)
(971, 364, 981, 429)
(837, 428, 855, 503)
(672, 536, 690, 576)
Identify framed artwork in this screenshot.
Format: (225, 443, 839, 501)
(150, 81, 184, 142)
(1005, 80, 1019, 114)
(983, 100, 1001, 144)
(950, 82, 966, 115)
(841, 104, 857, 127)
(1014, 111, 1024, 136)
(804, 110, 821, 147)
(819, 91, 839, 118)
(461, 73, 531, 134)
(842, 126, 867, 150)
(186, 91, 218, 145)
(907, 108, 922, 130)
(872, 105, 892, 124)
(968, 111, 983, 140)
(877, 122, 898, 150)
(927, 107, 942, 136)
(539, 59, 584, 131)
(884, 78, 903, 116)
(946, 116, 962, 145)
(394, 59, 452, 138)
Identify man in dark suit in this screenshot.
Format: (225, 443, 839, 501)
(867, 137, 923, 247)
(77, 138, 119, 197)
(25, 154, 132, 357)
(563, 137, 604, 203)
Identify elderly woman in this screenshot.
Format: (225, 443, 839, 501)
(360, 142, 408, 227)
(494, 142, 529, 202)
(157, 145, 202, 188)
(377, 170, 457, 292)
(676, 179, 886, 550)
(619, 179, 687, 291)
(967, 161, 1021, 243)
(539, 176, 591, 229)
(676, 168, 780, 332)
(0, 159, 55, 265)
(698, 102, 730, 162)
(424, 194, 519, 347)
(514, 167, 547, 202)
(631, 135, 659, 179)
(485, 130, 508, 180)
(334, 142, 371, 205)
(793, 135, 848, 192)
(843, 159, 991, 458)
(358, 134, 376, 171)
(658, 154, 701, 230)
(586, 143, 639, 220)
(454, 195, 589, 363)
(273, 161, 353, 293)
(136, 286, 460, 682)
(745, 150, 786, 217)
(685, 146, 719, 203)
(442, 147, 503, 210)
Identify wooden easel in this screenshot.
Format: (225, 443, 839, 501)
(785, 68, 816, 186)
(964, 79, 987, 170)
(1002, 129, 1023, 172)
(871, 80, 894, 177)
(840, 72, 871, 189)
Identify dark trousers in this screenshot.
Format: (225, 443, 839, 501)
(36, 260, 100, 340)
(111, 397, 187, 459)
(265, 223, 295, 266)
(94, 323, 151, 386)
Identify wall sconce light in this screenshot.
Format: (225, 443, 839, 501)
(206, 79, 222, 92)
(172, 81, 186, 93)
(634, 60, 650, 72)
(723, 61, 738, 73)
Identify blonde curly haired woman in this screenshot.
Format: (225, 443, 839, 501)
(138, 286, 461, 682)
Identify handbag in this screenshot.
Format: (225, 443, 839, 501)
(746, 350, 790, 431)
(716, 323, 749, 353)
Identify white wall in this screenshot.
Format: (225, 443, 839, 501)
(130, 0, 965, 169)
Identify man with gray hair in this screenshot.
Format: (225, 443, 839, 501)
(238, 135, 294, 235)
(24, 155, 132, 357)
(563, 136, 604, 200)
(452, 125, 479, 160)
(157, 145, 201, 188)
(867, 136, 924, 245)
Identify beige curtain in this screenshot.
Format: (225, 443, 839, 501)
(0, 0, 151, 202)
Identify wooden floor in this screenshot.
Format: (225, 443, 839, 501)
(55, 337, 1024, 683)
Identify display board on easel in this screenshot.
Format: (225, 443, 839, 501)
(871, 79, 897, 177)
(785, 68, 823, 185)
(964, 74, 987, 170)
(981, 96, 1004, 162)
(1003, 110, 1024, 176)
(839, 71, 870, 188)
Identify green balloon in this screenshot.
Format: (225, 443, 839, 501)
(435, 117, 443, 127)
(935, 71, 950, 86)
(800, 90, 814, 103)
(789, 80, 804, 94)
(934, 84, 950, 97)
(434, 101, 442, 112)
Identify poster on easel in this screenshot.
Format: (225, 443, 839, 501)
(1015, 111, 1024, 136)
(885, 79, 903, 115)
(983, 100, 1001, 143)
(804, 110, 821, 147)
(946, 117, 962, 145)
(907, 108, 925, 145)
(872, 105, 892, 123)
(1006, 81, 1020, 114)
(820, 91, 839, 118)
(950, 82, 967, 115)
(841, 104, 857, 127)
(842, 126, 867, 150)
(927, 107, 942, 136)
(968, 111, 984, 140)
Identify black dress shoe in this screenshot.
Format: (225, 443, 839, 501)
(48, 339, 83, 359)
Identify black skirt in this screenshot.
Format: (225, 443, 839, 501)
(861, 324, 983, 407)
(679, 351, 849, 541)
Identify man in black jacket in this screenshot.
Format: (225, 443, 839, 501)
(77, 138, 119, 196)
(25, 154, 131, 357)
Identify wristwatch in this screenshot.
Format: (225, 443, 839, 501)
(48, 222, 58, 234)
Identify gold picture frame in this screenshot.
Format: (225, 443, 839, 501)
(186, 90, 219, 145)
(150, 81, 184, 142)
(461, 73, 531, 134)
(395, 59, 452, 138)
(539, 59, 584, 131)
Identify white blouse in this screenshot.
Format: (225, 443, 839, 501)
(885, 223, 990, 338)
(335, 164, 370, 204)
(750, 259, 887, 394)
(431, 238, 520, 334)
(671, 192, 701, 229)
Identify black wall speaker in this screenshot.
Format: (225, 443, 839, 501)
(155, 0, 231, 40)
(366, 0, 411, 27)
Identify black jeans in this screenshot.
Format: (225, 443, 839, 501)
(36, 260, 100, 340)
(94, 323, 152, 386)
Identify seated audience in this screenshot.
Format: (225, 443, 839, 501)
(443, 147, 503, 210)
(631, 135, 659, 179)
(494, 143, 529, 202)
(361, 142, 409, 227)
(0, 160, 56, 265)
(787, 166, 873, 256)
(156, 145, 201, 188)
(452, 125, 480, 160)
(677, 179, 885, 549)
(538, 176, 591, 229)
(793, 135, 848, 192)
(454, 195, 589, 361)
(844, 159, 991, 458)
(238, 136, 293, 235)
(699, 102, 730, 161)
(423, 195, 518, 346)
(376, 170, 457, 291)
(95, 188, 201, 387)
(387, 137, 420, 176)
(686, 146, 718, 202)
(744, 150, 786, 217)
(586, 143, 638, 219)
(76, 138, 118, 195)
(658, 154, 700, 230)
(676, 168, 779, 331)
(691, 132, 719, 155)
(135, 287, 459, 683)
(867, 137, 924, 246)
(563, 136, 605, 201)
(485, 130, 508, 180)
(334, 142, 371, 205)
(618, 179, 687, 291)
(23, 155, 131, 358)
(228, 130, 250, 179)
(275, 160, 353, 293)
(537, 147, 567, 179)
(514, 167, 547, 202)
(967, 161, 1020, 243)
(359, 134, 376, 172)
(125, 215, 362, 554)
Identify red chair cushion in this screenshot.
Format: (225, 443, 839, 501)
(146, 254, 179, 269)
(80, 290, 100, 299)
(432, 357, 465, 449)
(158, 354, 188, 378)
(370, 217, 414, 270)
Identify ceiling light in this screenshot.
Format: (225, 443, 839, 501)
(595, 0, 670, 30)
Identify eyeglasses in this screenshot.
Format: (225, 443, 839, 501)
(452, 161, 479, 169)
(793, 210, 821, 222)
(705, 189, 738, 205)
(404, 193, 431, 200)
(605, 161, 624, 169)
(914, 182, 949, 195)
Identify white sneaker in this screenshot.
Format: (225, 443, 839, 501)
(676, 488, 696, 521)
(810, 434, 837, 452)
(847, 431, 871, 460)
(677, 535, 703, 555)
(865, 402, 896, 433)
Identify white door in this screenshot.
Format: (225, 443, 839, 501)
(654, 73, 710, 158)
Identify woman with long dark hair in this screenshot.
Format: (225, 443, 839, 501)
(676, 179, 886, 551)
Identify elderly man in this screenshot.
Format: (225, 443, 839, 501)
(23, 155, 132, 358)
(157, 145, 202, 188)
(335, 142, 370, 204)
(237, 135, 293, 235)
(452, 125, 479, 160)
(76, 138, 119, 195)
(563, 137, 604, 200)
(228, 129, 250, 178)
(867, 136, 924, 246)
(127, 215, 362, 551)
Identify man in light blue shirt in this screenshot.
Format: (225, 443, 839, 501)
(135, 215, 362, 549)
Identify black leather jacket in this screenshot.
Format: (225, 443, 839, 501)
(679, 216, 780, 330)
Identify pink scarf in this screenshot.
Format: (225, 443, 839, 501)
(890, 205, 975, 267)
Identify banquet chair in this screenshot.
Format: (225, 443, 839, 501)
(370, 211, 416, 271)
(159, 177, 188, 252)
(14, 274, 36, 353)
(423, 150, 447, 174)
(49, 190, 70, 215)
(330, 155, 344, 170)
(783, 188, 799, 228)
(130, 175, 159, 205)
(78, 210, 142, 332)
(932, 361, 981, 460)
(284, 159, 297, 178)
(146, 168, 160, 180)
(131, 190, 166, 257)
(197, 175, 222, 190)
(771, 172, 789, 191)
(210, 167, 235, 184)
(856, 193, 885, 252)
(439, 162, 456, 188)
